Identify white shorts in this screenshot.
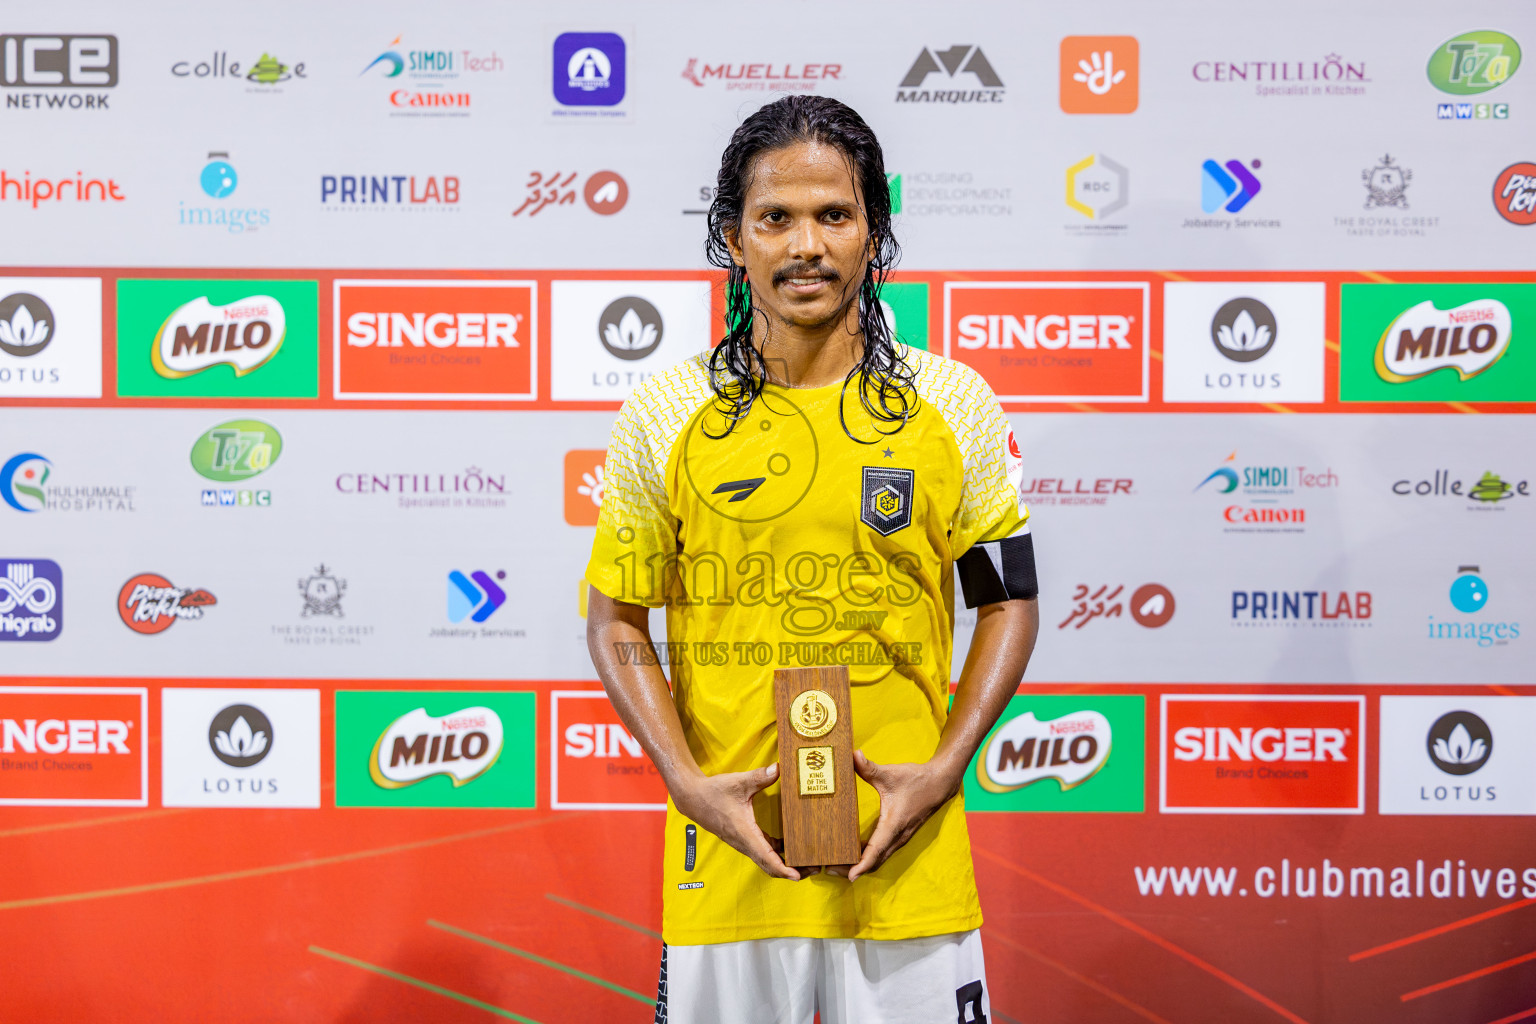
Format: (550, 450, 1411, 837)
(655, 929, 990, 1024)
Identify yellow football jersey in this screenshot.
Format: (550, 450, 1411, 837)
(586, 346, 1032, 944)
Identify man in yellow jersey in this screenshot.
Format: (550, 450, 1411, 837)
(586, 95, 1039, 1024)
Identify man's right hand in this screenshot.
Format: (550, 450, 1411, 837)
(671, 763, 802, 881)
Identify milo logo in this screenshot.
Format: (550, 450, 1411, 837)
(190, 420, 282, 482)
(368, 705, 504, 789)
(976, 708, 1111, 794)
(1375, 298, 1512, 383)
(151, 295, 286, 379)
(1427, 30, 1521, 95)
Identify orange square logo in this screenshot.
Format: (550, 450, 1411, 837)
(564, 449, 607, 526)
(1060, 36, 1139, 114)
(334, 280, 536, 400)
(552, 691, 666, 809)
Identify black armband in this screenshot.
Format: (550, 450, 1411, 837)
(956, 528, 1038, 607)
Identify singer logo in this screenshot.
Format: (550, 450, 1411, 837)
(152, 295, 285, 379)
(552, 690, 665, 809)
(945, 282, 1148, 401)
(1160, 695, 1365, 814)
(1375, 298, 1511, 383)
(0, 686, 147, 805)
(334, 280, 536, 399)
(369, 705, 503, 788)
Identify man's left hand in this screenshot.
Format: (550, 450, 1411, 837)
(840, 750, 961, 882)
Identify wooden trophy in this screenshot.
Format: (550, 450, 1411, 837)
(773, 665, 861, 869)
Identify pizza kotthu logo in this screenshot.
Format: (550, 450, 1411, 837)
(118, 573, 216, 634)
(1493, 162, 1536, 226)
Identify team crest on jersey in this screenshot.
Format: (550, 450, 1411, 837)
(861, 466, 914, 536)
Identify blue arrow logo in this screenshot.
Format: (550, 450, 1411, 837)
(448, 569, 506, 623)
(1201, 159, 1262, 213)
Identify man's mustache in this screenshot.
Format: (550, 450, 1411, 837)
(772, 263, 842, 286)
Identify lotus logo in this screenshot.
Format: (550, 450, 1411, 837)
(598, 296, 662, 360)
(1374, 298, 1511, 383)
(370, 705, 504, 788)
(0, 293, 53, 357)
(1426, 710, 1492, 775)
(152, 295, 287, 379)
(1211, 297, 1277, 363)
(977, 709, 1111, 793)
(209, 704, 272, 768)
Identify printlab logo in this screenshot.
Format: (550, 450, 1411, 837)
(1428, 30, 1519, 119)
(967, 695, 1145, 812)
(1065, 154, 1128, 231)
(0, 35, 118, 110)
(320, 175, 459, 210)
(553, 32, 625, 107)
(1194, 450, 1337, 532)
(1429, 565, 1519, 648)
(118, 573, 216, 634)
(170, 51, 307, 89)
(0, 559, 62, 641)
(1059, 36, 1138, 113)
(1427, 710, 1492, 775)
(448, 569, 506, 623)
(680, 57, 841, 93)
(179, 151, 270, 235)
(299, 565, 345, 618)
(564, 450, 606, 526)
(1058, 583, 1175, 629)
(512, 170, 627, 216)
(598, 297, 662, 360)
(1493, 162, 1536, 226)
(895, 45, 1004, 103)
(1231, 588, 1371, 627)
(209, 704, 272, 768)
(1392, 469, 1530, 509)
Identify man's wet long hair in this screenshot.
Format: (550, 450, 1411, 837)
(704, 95, 913, 442)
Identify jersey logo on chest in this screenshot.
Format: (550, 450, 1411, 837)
(862, 466, 915, 536)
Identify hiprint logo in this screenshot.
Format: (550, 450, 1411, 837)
(1162, 282, 1326, 403)
(0, 170, 124, 207)
(564, 450, 607, 526)
(1195, 450, 1337, 533)
(552, 690, 666, 810)
(1374, 298, 1511, 383)
(1161, 695, 1365, 813)
(967, 695, 1144, 812)
(0, 559, 62, 641)
(1059, 36, 1138, 113)
(0, 687, 147, 806)
(334, 280, 536, 400)
(0, 35, 118, 110)
(895, 45, 1004, 104)
(945, 282, 1149, 402)
(1429, 565, 1519, 648)
(117, 573, 216, 634)
(1492, 162, 1536, 225)
(1379, 696, 1536, 815)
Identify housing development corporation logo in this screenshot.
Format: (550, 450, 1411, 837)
(1194, 450, 1338, 532)
(1161, 695, 1365, 813)
(967, 695, 1144, 812)
(1379, 696, 1536, 815)
(161, 688, 321, 808)
(117, 573, 216, 634)
(1059, 36, 1138, 113)
(0, 34, 118, 111)
(1428, 30, 1519, 119)
(552, 691, 667, 809)
(895, 45, 1004, 103)
(1428, 565, 1519, 648)
(0, 687, 147, 806)
(0, 559, 62, 641)
(1162, 282, 1326, 403)
(1493, 162, 1536, 225)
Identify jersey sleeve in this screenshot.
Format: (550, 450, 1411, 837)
(584, 395, 679, 608)
(949, 381, 1037, 607)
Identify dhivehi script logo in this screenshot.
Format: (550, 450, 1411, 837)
(368, 705, 503, 789)
(976, 709, 1111, 793)
(1375, 298, 1511, 383)
(151, 295, 286, 379)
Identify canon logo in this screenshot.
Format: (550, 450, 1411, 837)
(346, 312, 521, 348)
(956, 313, 1132, 350)
(1173, 726, 1348, 763)
(2, 717, 131, 754)
(564, 722, 642, 758)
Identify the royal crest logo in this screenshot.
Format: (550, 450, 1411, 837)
(117, 573, 216, 634)
(860, 466, 914, 536)
(368, 705, 504, 789)
(299, 564, 345, 618)
(1374, 298, 1512, 383)
(978, 709, 1112, 793)
(152, 295, 286, 379)
(1362, 154, 1411, 209)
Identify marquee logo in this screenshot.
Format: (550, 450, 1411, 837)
(1375, 298, 1511, 383)
(151, 295, 284, 379)
(0, 687, 146, 806)
(0, 559, 62, 641)
(1493, 162, 1536, 226)
(977, 709, 1110, 793)
(117, 573, 216, 634)
(369, 705, 503, 788)
(895, 45, 1004, 103)
(190, 420, 281, 481)
(1161, 695, 1365, 813)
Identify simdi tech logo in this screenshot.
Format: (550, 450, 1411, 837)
(1340, 283, 1535, 403)
(552, 690, 666, 810)
(1162, 282, 1326, 403)
(944, 282, 1149, 402)
(335, 280, 536, 400)
(1059, 36, 1138, 114)
(1160, 695, 1365, 814)
(1193, 450, 1337, 534)
(967, 695, 1145, 812)
(1427, 30, 1520, 120)
(116, 279, 319, 399)
(359, 35, 503, 117)
(0, 34, 118, 110)
(0, 558, 62, 642)
(333, 691, 535, 808)
(0, 277, 103, 397)
(117, 573, 216, 634)
(161, 688, 321, 808)
(0, 687, 147, 806)
(1379, 696, 1536, 815)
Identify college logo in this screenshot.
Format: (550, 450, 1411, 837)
(680, 57, 840, 92)
(334, 280, 535, 400)
(161, 688, 321, 807)
(1058, 583, 1175, 630)
(0, 559, 62, 641)
(299, 565, 346, 618)
(1065, 154, 1128, 225)
(0, 35, 118, 109)
(0, 687, 147, 805)
(1429, 565, 1519, 648)
(967, 695, 1144, 811)
(895, 45, 1004, 103)
(1427, 31, 1521, 95)
(448, 569, 506, 623)
(1393, 469, 1530, 508)
(1161, 695, 1365, 813)
(860, 466, 914, 536)
(564, 450, 606, 526)
(1379, 696, 1536, 815)
(170, 51, 307, 87)
(1163, 282, 1326, 402)
(1493, 162, 1536, 225)
(552, 690, 666, 810)
(1201, 159, 1262, 213)
(553, 32, 625, 106)
(116, 279, 319, 399)
(334, 691, 535, 807)
(190, 420, 282, 482)
(118, 573, 216, 634)
(550, 280, 710, 401)
(945, 282, 1149, 402)
(1059, 36, 1138, 113)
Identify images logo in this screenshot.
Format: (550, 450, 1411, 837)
(448, 569, 505, 623)
(179, 151, 269, 235)
(564, 450, 607, 527)
(190, 420, 281, 482)
(895, 45, 1004, 103)
(1066, 154, 1128, 220)
(1493, 162, 1536, 226)
(945, 282, 1149, 402)
(1427, 31, 1521, 95)
(1429, 565, 1519, 648)
(0, 687, 146, 806)
(118, 573, 216, 634)
(0, 559, 62, 641)
(967, 695, 1144, 812)
(201, 153, 236, 198)
(552, 690, 667, 809)
(553, 32, 625, 107)
(334, 280, 535, 400)
(0, 35, 118, 110)
(334, 691, 535, 808)
(1201, 159, 1262, 213)
(1379, 696, 1536, 815)
(1059, 36, 1138, 114)
(1161, 695, 1365, 813)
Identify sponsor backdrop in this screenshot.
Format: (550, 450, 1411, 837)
(1, 1, 1533, 1022)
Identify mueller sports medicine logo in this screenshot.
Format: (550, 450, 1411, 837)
(976, 709, 1111, 794)
(118, 573, 216, 634)
(0, 559, 62, 641)
(369, 705, 504, 789)
(1161, 695, 1365, 814)
(1020, 476, 1134, 507)
(1375, 298, 1511, 383)
(552, 691, 666, 810)
(152, 295, 284, 379)
(681, 57, 840, 92)
(335, 280, 535, 400)
(0, 687, 147, 806)
(1379, 697, 1536, 815)
(895, 45, 1003, 103)
(1, 35, 118, 110)
(1195, 450, 1338, 532)
(945, 282, 1148, 402)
